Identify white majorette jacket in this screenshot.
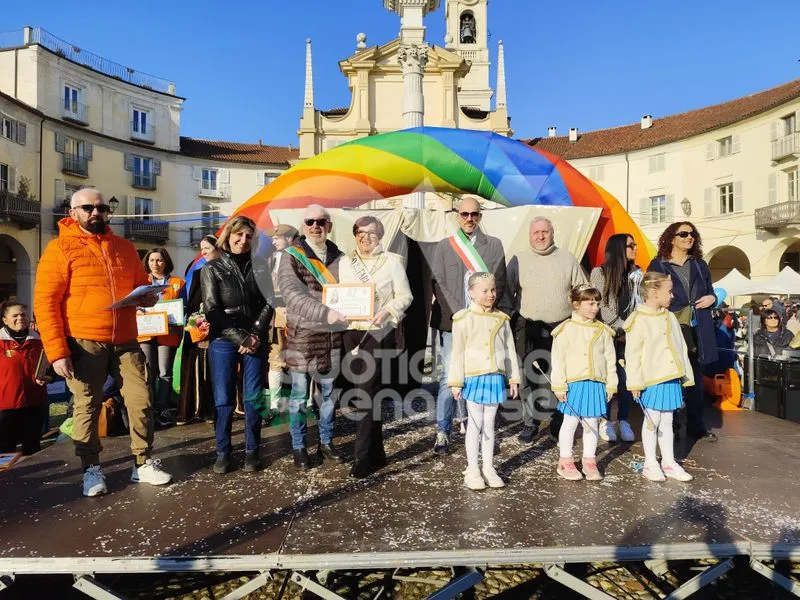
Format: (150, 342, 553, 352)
(447, 304, 521, 388)
(550, 313, 618, 394)
(622, 304, 694, 392)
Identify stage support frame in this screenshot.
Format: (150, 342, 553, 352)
(749, 559, 800, 597)
(662, 558, 734, 600)
(73, 574, 127, 600)
(291, 571, 348, 600)
(220, 570, 273, 600)
(544, 563, 615, 599)
(0, 575, 13, 592)
(425, 567, 484, 599)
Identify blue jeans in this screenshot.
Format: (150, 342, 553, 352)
(209, 338, 265, 455)
(436, 330, 466, 435)
(289, 371, 335, 450)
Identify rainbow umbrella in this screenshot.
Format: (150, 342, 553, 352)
(226, 127, 654, 267)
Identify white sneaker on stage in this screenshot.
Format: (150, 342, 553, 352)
(482, 466, 505, 488)
(82, 465, 107, 497)
(619, 420, 635, 442)
(131, 459, 172, 485)
(599, 419, 617, 442)
(662, 462, 694, 482)
(642, 463, 666, 482)
(463, 468, 486, 490)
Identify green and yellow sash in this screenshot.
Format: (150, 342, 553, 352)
(285, 246, 337, 286)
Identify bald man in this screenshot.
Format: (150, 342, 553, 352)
(34, 189, 171, 497)
(430, 196, 509, 455)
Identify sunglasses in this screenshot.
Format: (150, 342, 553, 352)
(765, 315, 779, 320)
(675, 231, 695, 238)
(458, 211, 482, 219)
(303, 218, 328, 227)
(627, 243, 638, 249)
(74, 204, 111, 214)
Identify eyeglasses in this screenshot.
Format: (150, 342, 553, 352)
(627, 243, 638, 249)
(356, 230, 379, 238)
(74, 204, 111, 214)
(675, 231, 695, 238)
(458, 211, 482, 220)
(303, 218, 328, 227)
(765, 315, 779, 320)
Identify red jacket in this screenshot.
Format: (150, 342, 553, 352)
(0, 328, 47, 410)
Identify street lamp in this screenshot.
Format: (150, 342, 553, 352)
(680, 197, 692, 216)
(108, 196, 120, 214)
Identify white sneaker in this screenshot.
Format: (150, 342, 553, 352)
(619, 420, 635, 442)
(599, 419, 617, 442)
(463, 468, 486, 490)
(662, 462, 693, 482)
(459, 420, 467, 435)
(642, 463, 666, 482)
(82, 465, 107, 497)
(482, 466, 505, 488)
(131, 458, 172, 485)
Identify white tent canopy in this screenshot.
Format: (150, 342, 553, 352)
(713, 268, 753, 297)
(749, 266, 800, 296)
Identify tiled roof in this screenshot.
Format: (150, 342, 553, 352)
(320, 107, 349, 117)
(179, 137, 299, 165)
(523, 77, 800, 159)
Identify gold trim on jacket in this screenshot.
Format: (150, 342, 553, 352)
(550, 313, 618, 393)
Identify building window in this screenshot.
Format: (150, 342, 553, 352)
(650, 195, 667, 224)
(264, 172, 277, 186)
(718, 136, 733, 157)
(789, 169, 799, 204)
(1, 117, 12, 140)
(589, 165, 605, 182)
(0, 163, 8, 192)
(648, 154, 665, 173)
(134, 197, 153, 220)
(201, 168, 217, 193)
(133, 156, 153, 188)
(132, 109, 150, 136)
(718, 183, 734, 214)
(784, 113, 797, 136)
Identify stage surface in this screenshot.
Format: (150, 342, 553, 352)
(1, 402, 799, 573)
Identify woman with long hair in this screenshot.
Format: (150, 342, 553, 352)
(589, 233, 640, 442)
(201, 218, 274, 474)
(647, 221, 719, 441)
(753, 308, 793, 358)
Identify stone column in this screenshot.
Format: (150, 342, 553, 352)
(398, 43, 428, 208)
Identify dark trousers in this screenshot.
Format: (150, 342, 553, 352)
(342, 329, 394, 463)
(680, 325, 708, 433)
(514, 317, 562, 432)
(0, 406, 43, 455)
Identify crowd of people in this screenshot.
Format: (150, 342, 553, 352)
(5, 187, 791, 497)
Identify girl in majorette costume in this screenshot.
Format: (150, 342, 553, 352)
(550, 285, 617, 481)
(623, 271, 694, 482)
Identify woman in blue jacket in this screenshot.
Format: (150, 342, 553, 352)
(647, 221, 719, 441)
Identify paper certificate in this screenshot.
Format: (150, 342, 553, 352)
(108, 284, 170, 310)
(136, 312, 169, 337)
(322, 283, 375, 320)
(139, 299, 185, 326)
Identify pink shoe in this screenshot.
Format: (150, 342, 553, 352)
(557, 458, 583, 481)
(662, 462, 693, 482)
(581, 458, 603, 481)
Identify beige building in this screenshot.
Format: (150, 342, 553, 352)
(526, 78, 800, 294)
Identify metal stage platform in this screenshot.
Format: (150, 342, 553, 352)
(1, 403, 799, 599)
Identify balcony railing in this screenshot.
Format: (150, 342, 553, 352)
(132, 172, 156, 190)
(0, 192, 41, 230)
(124, 219, 169, 243)
(62, 153, 88, 176)
(52, 206, 69, 230)
(62, 101, 89, 125)
(772, 132, 799, 161)
(190, 225, 221, 246)
(130, 120, 155, 143)
(198, 183, 231, 201)
(755, 201, 800, 231)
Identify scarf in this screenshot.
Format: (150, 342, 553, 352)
(531, 243, 557, 256)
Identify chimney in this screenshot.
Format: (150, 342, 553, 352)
(641, 114, 653, 130)
(23, 26, 33, 45)
(568, 127, 579, 143)
(258, 138, 262, 146)
(547, 126, 557, 138)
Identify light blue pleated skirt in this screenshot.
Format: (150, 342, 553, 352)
(557, 380, 607, 418)
(463, 373, 506, 405)
(640, 379, 684, 411)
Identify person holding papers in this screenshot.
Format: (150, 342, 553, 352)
(138, 248, 186, 429)
(34, 188, 172, 497)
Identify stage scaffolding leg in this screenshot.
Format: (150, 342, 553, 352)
(750, 559, 800, 597)
(291, 571, 348, 600)
(221, 571, 273, 600)
(0, 574, 14, 592)
(662, 558, 734, 600)
(73, 575, 127, 600)
(544, 564, 615, 600)
(425, 568, 483, 600)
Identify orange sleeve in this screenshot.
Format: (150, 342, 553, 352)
(33, 240, 71, 362)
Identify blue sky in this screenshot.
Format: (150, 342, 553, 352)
(4, 0, 798, 146)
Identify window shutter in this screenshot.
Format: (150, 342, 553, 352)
(796, 111, 800, 132)
(731, 134, 741, 154)
(192, 166, 202, 181)
(639, 197, 650, 226)
(126, 195, 135, 216)
(705, 143, 715, 161)
(220, 168, 230, 184)
(733, 181, 743, 213)
(665, 194, 675, 222)
(55, 179, 66, 204)
(648, 156, 656, 173)
(768, 173, 778, 205)
(152, 159, 161, 175)
(84, 141, 93, 161)
(124, 153, 134, 171)
(55, 132, 66, 153)
(704, 187, 713, 217)
(153, 199, 162, 220)
(257, 171, 264, 186)
(770, 121, 780, 141)
(7, 167, 15, 192)
(16, 122, 26, 145)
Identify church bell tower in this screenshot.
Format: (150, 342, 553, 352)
(445, 0, 492, 111)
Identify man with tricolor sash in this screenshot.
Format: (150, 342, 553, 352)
(430, 196, 509, 455)
(278, 204, 348, 470)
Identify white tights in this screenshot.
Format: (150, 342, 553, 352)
(558, 414, 600, 459)
(641, 409, 675, 466)
(466, 401, 498, 471)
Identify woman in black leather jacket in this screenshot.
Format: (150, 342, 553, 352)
(201, 216, 273, 475)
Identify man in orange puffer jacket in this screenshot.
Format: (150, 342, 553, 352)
(34, 188, 173, 497)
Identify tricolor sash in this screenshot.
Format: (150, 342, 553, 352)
(448, 230, 489, 305)
(285, 246, 337, 286)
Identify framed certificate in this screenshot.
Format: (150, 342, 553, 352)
(140, 299, 185, 326)
(136, 312, 169, 336)
(322, 283, 375, 320)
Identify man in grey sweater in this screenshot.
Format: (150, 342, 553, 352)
(507, 216, 587, 443)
